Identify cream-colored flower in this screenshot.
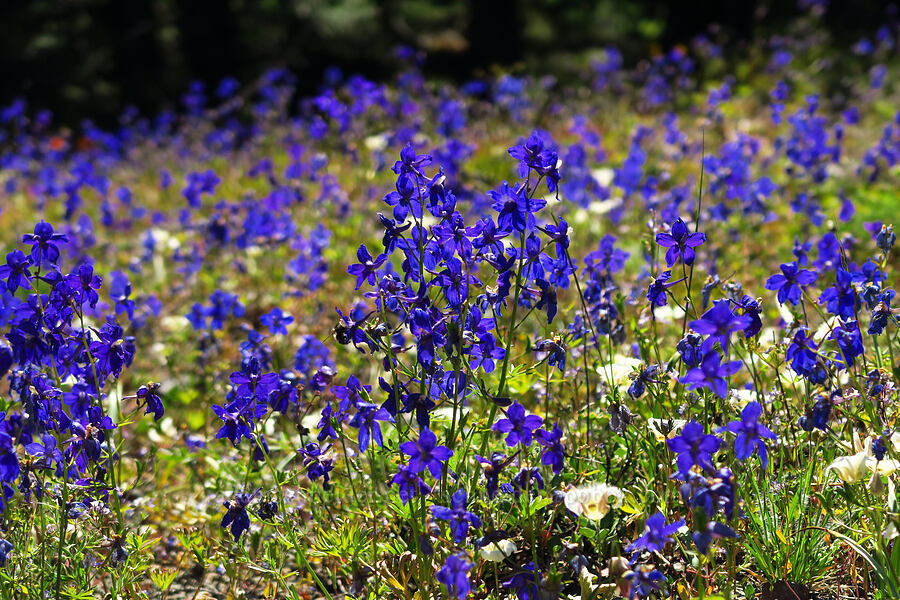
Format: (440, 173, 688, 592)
(564, 484, 624, 520)
(827, 436, 871, 483)
(480, 539, 517, 562)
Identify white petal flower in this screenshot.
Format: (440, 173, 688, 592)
(480, 539, 517, 562)
(564, 484, 624, 520)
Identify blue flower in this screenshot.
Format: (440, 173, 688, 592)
(347, 244, 387, 290)
(492, 401, 543, 447)
(0, 538, 12, 566)
(348, 402, 393, 452)
(718, 401, 777, 468)
(693, 521, 737, 554)
(437, 553, 473, 600)
(260, 307, 294, 335)
(819, 268, 858, 319)
(22, 221, 67, 266)
(535, 423, 565, 474)
(626, 511, 684, 555)
(0, 250, 32, 293)
(680, 351, 741, 398)
(508, 131, 560, 192)
(765, 261, 817, 306)
(666, 420, 721, 475)
(399, 427, 453, 478)
(689, 300, 751, 353)
(655, 218, 706, 267)
(489, 181, 546, 233)
(646, 271, 684, 316)
(221, 490, 260, 542)
(502, 562, 543, 600)
(390, 464, 431, 504)
(431, 489, 482, 543)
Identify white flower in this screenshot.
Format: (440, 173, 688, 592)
(480, 539, 517, 562)
(827, 436, 871, 483)
(564, 484, 624, 520)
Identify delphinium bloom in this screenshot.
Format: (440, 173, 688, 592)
(693, 521, 738, 554)
(400, 427, 453, 478)
(666, 421, 721, 475)
(260, 307, 293, 335)
(735, 295, 762, 338)
(22, 221, 67, 266)
(678, 467, 738, 520)
(508, 131, 561, 192)
(819, 268, 858, 319)
(492, 401, 543, 447)
(437, 553, 472, 600)
(765, 261, 817, 306)
(655, 217, 706, 267)
(348, 402, 394, 452)
(135, 383, 164, 421)
(0, 538, 12, 566)
(799, 396, 832, 432)
(489, 181, 547, 233)
(676, 333, 704, 367)
(689, 300, 751, 353)
(627, 365, 663, 399)
(646, 271, 684, 316)
(717, 401, 777, 468)
(680, 351, 742, 398)
(347, 244, 387, 290)
(785, 329, 828, 384)
(625, 564, 667, 599)
(431, 489, 482, 543)
(535, 423, 565, 474)
(503, 562, 543, 600)
(0, 250, 33, 292)
(298, 442, 334, 489)
(391, 464, 432, 504)
(475, 452, 516, 499)
(221, 490, 260, 541)
(868, 291, 896, 335)
(533, 338, 565, 372)
(626, 511, 685, 555)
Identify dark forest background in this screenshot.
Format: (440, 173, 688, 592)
(1, 0, 896, 127)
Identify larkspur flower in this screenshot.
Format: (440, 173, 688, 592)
(400, 427, 453, 478)
(655, 218, 706, 267)
(437, 553, 473, 600)
(502, 562, 543, 600)
(489, 181, 547, 233)
(666, 420, 722, 475)
(689, 300, 752, 353)
(625, 564, 667, 599)
(431, 489, 482, 543)
(535, 423, 565, 474)
(492, 401, 543, 447)
(680, 351, 742, 398)
(718, 401, 777, 468)
(22, 221, 67, 266)
(391, 464, 431, 504)
(646, 271, 684, 316)
(348, 402, 393, 452)
(221, 490, 260, 542)
(765, 261, 817, 306)
(626, 511, 685, 555)
(347, 244, 387, 290)
(0, 250, 32, 293)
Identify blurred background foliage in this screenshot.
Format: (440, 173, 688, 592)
(0, 0, 896, 127)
